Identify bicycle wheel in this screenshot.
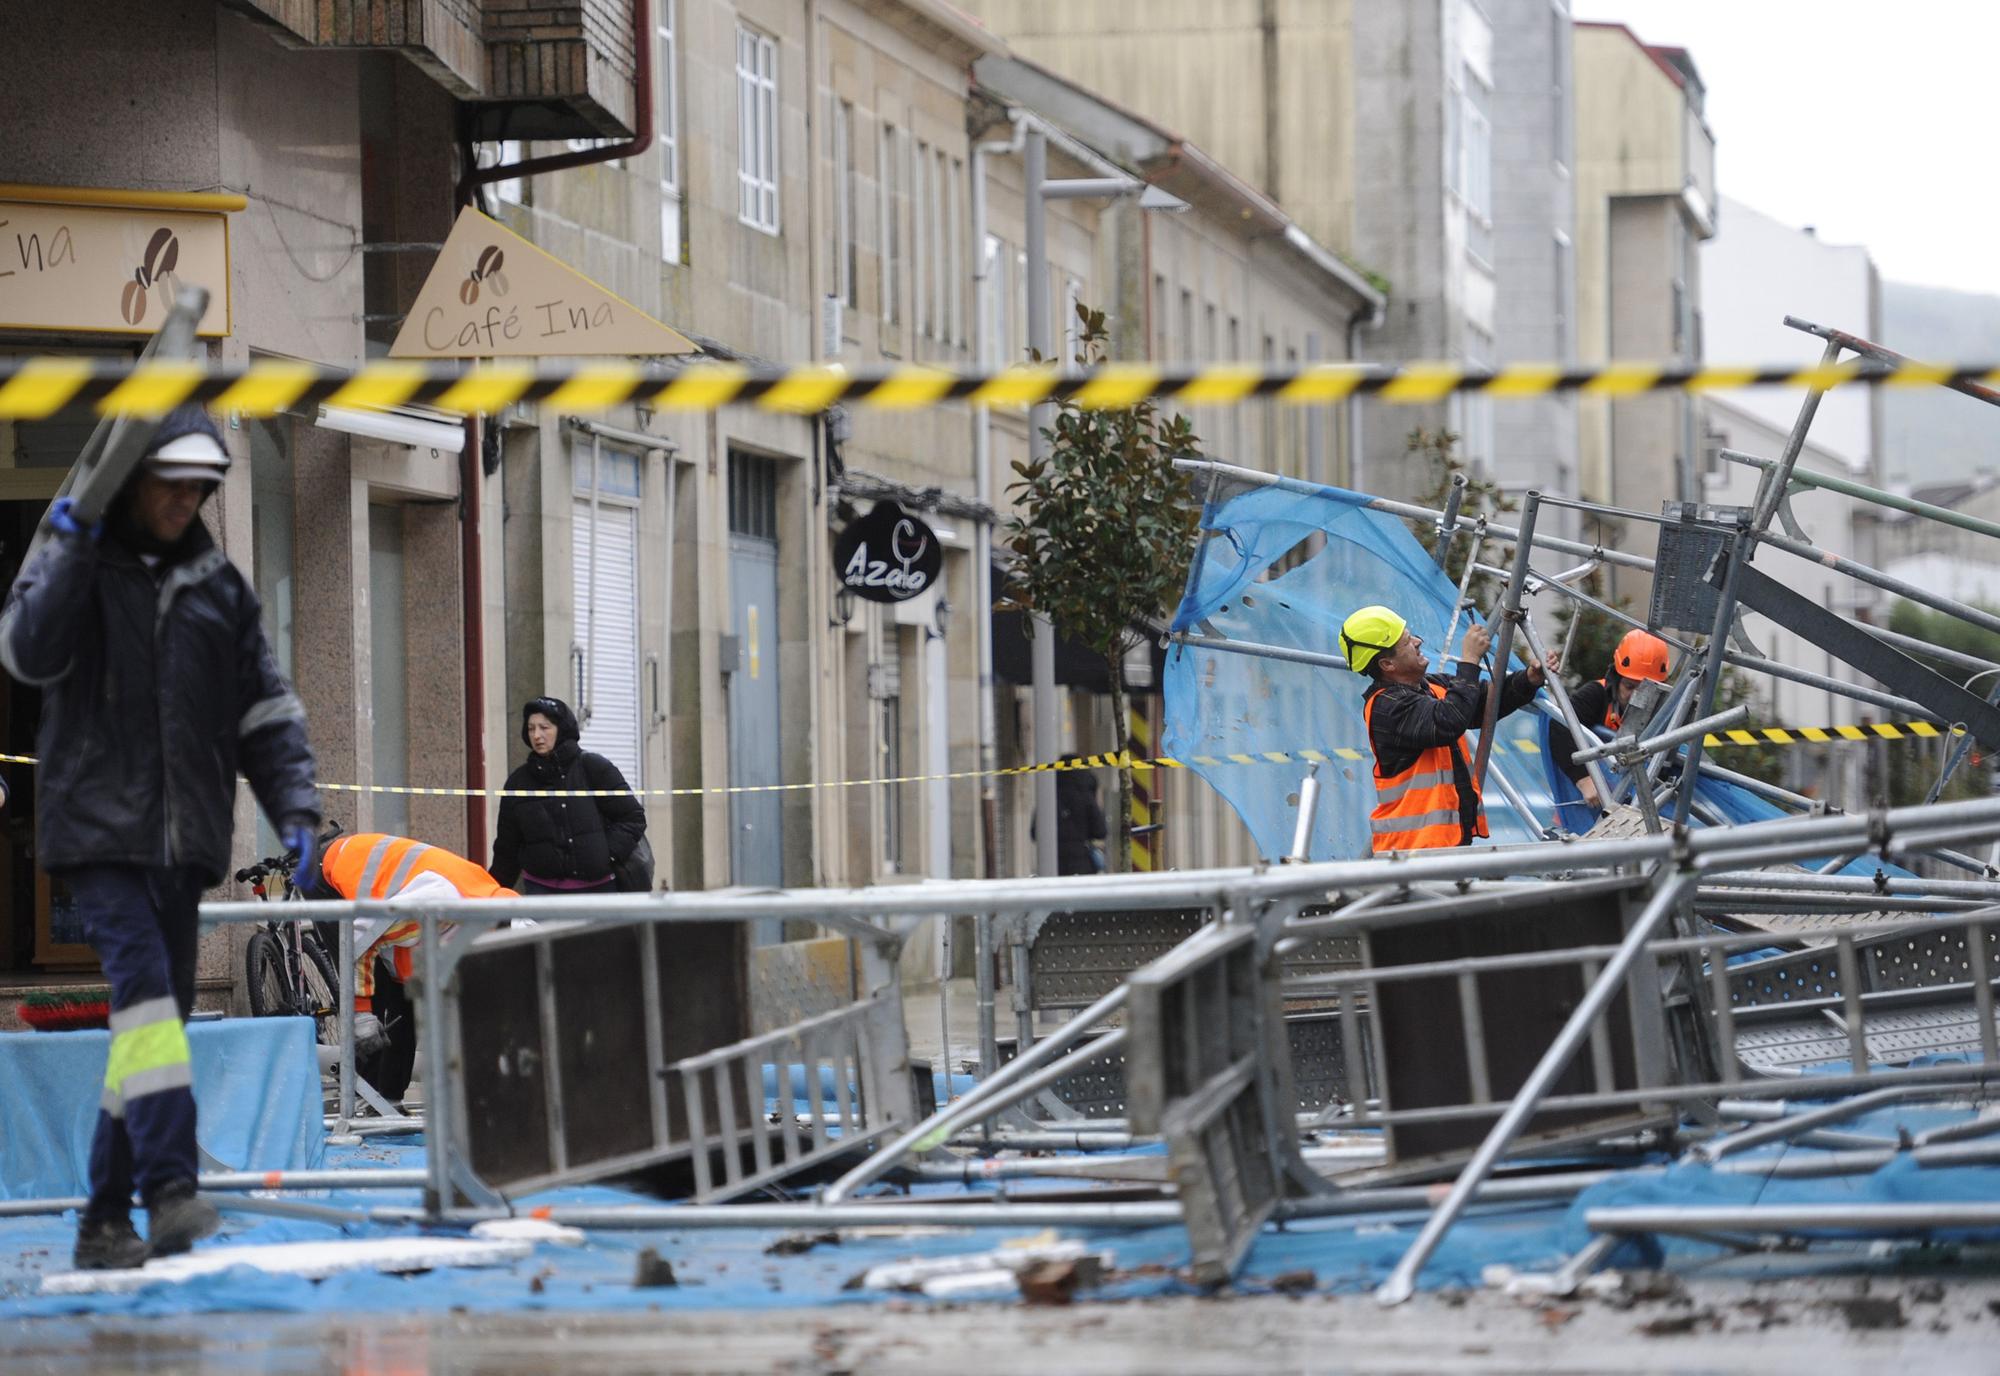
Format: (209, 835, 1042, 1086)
(297, 937, 341, 1046)
(244, 929, 289, 1018)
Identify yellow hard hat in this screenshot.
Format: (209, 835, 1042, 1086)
(1340, 605, 1408, 674)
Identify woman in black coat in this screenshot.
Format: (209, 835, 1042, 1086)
(490, 696, 646, 894)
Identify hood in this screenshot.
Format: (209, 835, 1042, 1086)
(521, 696, 582, 752)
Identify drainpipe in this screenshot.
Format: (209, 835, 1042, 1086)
(451, 1, 654, 859)
(970, 112, 1026, 877)
(460, 0, 655, 204)
(460, 415, 487, 860)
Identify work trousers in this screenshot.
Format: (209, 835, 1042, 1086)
(65, 865, 204, 1222)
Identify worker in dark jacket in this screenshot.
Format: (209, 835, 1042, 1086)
(0, 406, 320, 1270)
(1340, 605, 1548, 852)
(1550, 629, 1673, 810)
(490, 696, 647, 893)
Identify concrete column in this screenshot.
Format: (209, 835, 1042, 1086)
(402, 502, 465, 848)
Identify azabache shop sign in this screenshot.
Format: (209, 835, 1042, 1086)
(833, 500, 942, 603)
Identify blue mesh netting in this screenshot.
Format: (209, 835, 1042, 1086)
(1164, 479, 1564, 860)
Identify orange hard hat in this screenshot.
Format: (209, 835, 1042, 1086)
(1612, 629, 1671, 684)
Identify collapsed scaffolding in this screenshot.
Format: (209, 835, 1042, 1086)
(15, 315, 2000, 1305)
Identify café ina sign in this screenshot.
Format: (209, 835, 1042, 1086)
(0, 186, 233, 337)
(833, 501, 942, 604)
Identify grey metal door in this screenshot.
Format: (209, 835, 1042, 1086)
(727, 534, 782, 901)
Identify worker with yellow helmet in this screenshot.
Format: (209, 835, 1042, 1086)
(1549, 628, 1674, 810)
(1341, 605, 1551, 853)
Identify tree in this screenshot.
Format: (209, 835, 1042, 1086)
(1002, 304, 1204, 872)
(1405, 427, 1515, 612)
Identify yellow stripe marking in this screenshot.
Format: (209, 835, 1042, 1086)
(1763, 728, 1794, 744)
(1227, 753, 1256, 765)
(437, 367, 538, 414)
(326, 363, 427, 411)
(1882, 363, 1954, 389)
(1262, 751, 1292, 763)
(1836, 725, 1868, 740)
(1582, 363, 1663, 396)
(757, 367, 850, 413)
(1193, 755, 1221, 767)
(1726, 729, 1758, 745)
(651, 364, 750, 410)
(1516, 740, 1540, 754)
(867, 367, 958, 409)
(0, 357, 94, 419)
(1174, 366, 1263, 406)
(97, 361, 204, 417)
(1157, 756, 1184, 768)
(215, 360, 320, 417)
(1299, 749, 1328, 763)
(1909, 722, 1942, 738)
(1335, 748, 1366, 761)
(542, 363, 645, 410)
(1870, 722, 1902, 738)
(1277, 365, 1368, 404)
(1786, 361, 1863, 392)
(969, 366, 1059, 408)
(1378, 363, 1464, 403)
(1481, 363, 1563, 397)
(1800, 727, 1831, 743)
(1073, 365, 1164, 409)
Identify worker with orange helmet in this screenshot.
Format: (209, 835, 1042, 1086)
(1550, 628, 1673, 809)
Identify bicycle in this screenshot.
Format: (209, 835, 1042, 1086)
(238, 845, 340, 1046)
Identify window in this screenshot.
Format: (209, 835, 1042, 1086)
(1060, 276, 1082, 371)
(880, 124, 901, 327)
(830, 98, 855, 307)
(1463, 68, 1493, 264)
(1151, 274, 1168, 361)
(1178, 288, 1194, 366)
(949, 157, 965, 346)
(981, 233, 1007, 365)
(479, 141, 524, 206)
(932, 147, 950, 347)
(659, 0, 682, 260)
(1554, 230, 1574, 360)
(728, 452, 780, 540)
(913, 140, 930, 340)
(735, 25, 778, 233)
(1203, 303, 1218, 363)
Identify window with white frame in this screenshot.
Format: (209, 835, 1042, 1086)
(880, 124, 901, 328)
(735, 25, 778, 233)
(1151, 274, 1167, 360)
(830, 98, 855, 307)
(981, 233, 1006, 365)
(931, 147, 949, 346)
(1554, 230, 1574, 360)
(658, 0, 681, 260)
(1463, 67, 1493, 264)
(1061, 276, 1082, 371)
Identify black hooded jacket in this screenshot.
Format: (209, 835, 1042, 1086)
(0, 514, 319, 882)
(489, 697, 645, 887)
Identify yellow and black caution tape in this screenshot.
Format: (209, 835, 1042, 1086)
(1, 356, 1995, 421)
(0, 718, 1970, 799)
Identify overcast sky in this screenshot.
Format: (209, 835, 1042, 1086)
(1569, 1, 2000, 298)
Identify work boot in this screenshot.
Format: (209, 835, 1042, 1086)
(143, 1179, 220, 1257)
(72, 1213, 149, 1271)
(351, 1011, 390, 1057)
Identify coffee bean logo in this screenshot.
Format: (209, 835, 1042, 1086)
(459, 245, 509, 306)
(120, 227, 183, 326)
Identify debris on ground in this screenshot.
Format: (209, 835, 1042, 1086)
(1017, 1255, 1108, 1306)
(1637, 1309, 1719, 1338)
(1827, 1296, 1906, 1331)
(632, 1249, 678, 1288)
(765, 1230, 842, 1256)
(1268, 1269, 1317, 1295)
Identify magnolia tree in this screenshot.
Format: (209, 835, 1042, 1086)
(1002, 305, 1203, 871)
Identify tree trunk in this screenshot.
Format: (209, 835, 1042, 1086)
(1107, 647, 1131, 875)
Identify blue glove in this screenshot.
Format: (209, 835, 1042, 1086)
(280, 813, 319, 887)
(47, 497, 102, 542)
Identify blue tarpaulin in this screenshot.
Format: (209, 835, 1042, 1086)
(0, 1017, 324, 1201)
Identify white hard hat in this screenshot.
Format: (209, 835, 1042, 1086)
(146, 431, 231, 483)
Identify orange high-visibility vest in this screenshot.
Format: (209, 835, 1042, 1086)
(1362, 681, 1484, 853)
(322, 833, 518, 901)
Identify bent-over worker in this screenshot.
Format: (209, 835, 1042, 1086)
(1341, 605, 1549, 852)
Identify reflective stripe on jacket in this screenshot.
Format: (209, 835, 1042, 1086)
(1363, 681, 1485, 852)
(323, 833, 517, 901)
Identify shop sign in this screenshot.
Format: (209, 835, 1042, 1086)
(391, 206, 696, 358)
(833, 501, 942, 604)
(0, 199, 230, 336)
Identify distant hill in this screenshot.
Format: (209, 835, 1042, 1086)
(1881, 281, 2000, 486)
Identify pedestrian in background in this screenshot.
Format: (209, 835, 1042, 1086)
(0, 407, 320, 1269)
(490, 696, 649, 894)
